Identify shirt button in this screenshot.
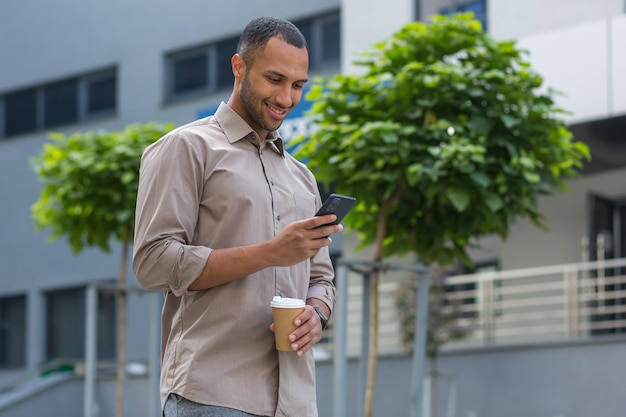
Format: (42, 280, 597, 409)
(277, 215, 281, 221)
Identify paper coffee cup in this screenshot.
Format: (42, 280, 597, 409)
(271, 296, 305, 351)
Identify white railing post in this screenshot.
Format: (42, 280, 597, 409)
(333, 262, 349, 417)
(481, 277, 494, 344)
(84, 284, 98, 417)
(410, 269, 431, 417)
(597, 233, 606, 312)
(564, 269, 580, 338)
(148, 292, 161, 417)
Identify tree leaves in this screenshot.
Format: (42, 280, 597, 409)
(31, 122, 175, 254)
(296, 12, 590, 266)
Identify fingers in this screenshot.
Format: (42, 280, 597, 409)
(269, 308, 324, 356)
(270, 217, 343, 267)
(288, 307, 323, 356)
(309, 214, 344, 234)
(303, 214, 343, 241)
(313, 223, 343, 240)
(312, 213, 337, 228)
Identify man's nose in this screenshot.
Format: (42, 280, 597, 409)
(275, 85, 296, 108)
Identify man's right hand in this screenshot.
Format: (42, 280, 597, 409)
(268, 214, 343, 267)
(189, 214, 342, 290)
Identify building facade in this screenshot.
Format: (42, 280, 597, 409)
(1, 0, 625, 416)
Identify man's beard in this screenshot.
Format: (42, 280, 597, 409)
(240, 73, 284, 134)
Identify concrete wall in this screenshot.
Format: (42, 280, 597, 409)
(0, 374, 152, 417)
(3, 338, 624, 417)
(341, 0, 414, 73)
(489, 0, 624, 40)
(499, 167, 626, 270)
(0, 0, 339, 91)
(517, 14, 626, 124)
(316, 337, 626, 417)
(0, 375, 83, 417)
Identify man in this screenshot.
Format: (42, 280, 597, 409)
(132, 17, 340, 417)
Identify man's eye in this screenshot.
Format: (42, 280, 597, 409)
(269, 77, 280, 83)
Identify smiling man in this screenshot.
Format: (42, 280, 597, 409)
(132, 17, 340, 417)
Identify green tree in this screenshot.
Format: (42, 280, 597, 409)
(31, 122, 174, 417)
(295, 13, 589, 417)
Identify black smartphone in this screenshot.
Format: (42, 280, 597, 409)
(315, 193, 357, 226)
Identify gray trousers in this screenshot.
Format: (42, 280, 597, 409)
(164, 394, 269, 417)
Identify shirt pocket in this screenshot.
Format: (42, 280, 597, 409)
(289, 191, 317, 223)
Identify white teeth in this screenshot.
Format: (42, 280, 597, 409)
(267, 104, 285, 114)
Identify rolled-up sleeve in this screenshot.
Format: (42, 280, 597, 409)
(132, 130, 211, 297)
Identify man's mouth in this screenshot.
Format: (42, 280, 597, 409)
(266, 103, 289, 120)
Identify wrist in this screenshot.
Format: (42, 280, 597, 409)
(313, 305, 329, 330)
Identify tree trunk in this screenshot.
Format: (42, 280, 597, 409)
(430, 357, 438, 417)
(363, 188, 404, 417)
(364, 269, 379, 417)
(116, 233, 130, 417)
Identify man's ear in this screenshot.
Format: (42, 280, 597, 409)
(232, 54, 245, 79)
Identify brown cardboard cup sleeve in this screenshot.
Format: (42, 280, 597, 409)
(271, 296, 305, 351)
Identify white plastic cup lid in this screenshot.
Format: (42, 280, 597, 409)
(271, 296, 305, 308)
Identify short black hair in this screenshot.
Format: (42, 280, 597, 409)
(237, 17, 308, 66)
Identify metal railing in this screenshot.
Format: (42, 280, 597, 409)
(317, 257, 626, 358)
(444, 257, 626, 349)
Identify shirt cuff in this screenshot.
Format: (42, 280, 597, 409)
(306, 285, 335, 315)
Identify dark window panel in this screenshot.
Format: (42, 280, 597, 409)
(293, 20, 314, 48)
(217, 38, 239, 89)
(44, 79, 78, 128)
(294, 19, 313, 56)
(440, 0, 487, 31)
(173, 53, 208, 94)
(321, 18, 341, 62)
(5, 88, 37, 136)
(96, 291, 116, 359)
(46, 288, 84, 361)
(45, 286, 116, 362)
(87, 75, 116, 114)
(0, 295, 26, 368)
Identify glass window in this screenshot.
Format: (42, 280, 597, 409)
(45, 287, 116, 361)
(216, 38, 239, 90)
(0, 67, 117, 139)
(0, 295, 26, 369)
(167, 38, 239, 99)
(5, 88, 37, 136)
(294, 12, 341, 70)
(294, 20, 313, 52)
(321, 18, 341, 62)
(462, 1, 487, 30)
(440, 0, 487, 31)
(173, 52, 208, 94)
(165, 10, 340, 102)
(97, 290, 116, 359)
(87, 74, 116, 114)
(44, 79, 78, 128)
(46, 288, 84, 360)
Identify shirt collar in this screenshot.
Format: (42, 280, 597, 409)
(214, 102, 285, 157)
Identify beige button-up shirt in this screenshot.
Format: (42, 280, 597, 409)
(132, 103, 336, 417)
